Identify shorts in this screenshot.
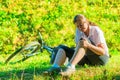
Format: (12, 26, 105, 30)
(59, 45, 109, 66)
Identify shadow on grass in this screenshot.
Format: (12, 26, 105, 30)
(0, 66, 48, 80)
(113, 75, 120, 80)
(0, 61, 120, 80)
(0, 61, 50, 80)
(0, 66, 70, 80)
(0, 62, 68, 80)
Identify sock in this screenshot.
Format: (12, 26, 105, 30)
(52, 63, 60, 68)
(67, 62, 75, 69)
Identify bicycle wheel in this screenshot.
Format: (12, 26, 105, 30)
(5, 41, 41, 64)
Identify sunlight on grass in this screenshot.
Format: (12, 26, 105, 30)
(1, 54, 120, 80)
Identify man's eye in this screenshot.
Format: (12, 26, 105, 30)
(80, 24, 82, 26)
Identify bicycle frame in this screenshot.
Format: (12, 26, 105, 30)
(38, 32, 54, 54)
(5, 31, 61, 64)
(38, 32, 59, 64)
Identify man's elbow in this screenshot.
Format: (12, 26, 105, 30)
(101, 50, 105, 55)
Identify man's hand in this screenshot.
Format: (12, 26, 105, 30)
(78, 38, 105, 55)
(80, 38, 90, 48)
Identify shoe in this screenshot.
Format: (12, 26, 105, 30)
(60, 66, 76, 76)
(43, 67, 62, 74)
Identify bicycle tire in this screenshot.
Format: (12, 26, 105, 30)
(5, 41, 41, 64)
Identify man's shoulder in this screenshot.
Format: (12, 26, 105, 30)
(90, 26, 101, 32)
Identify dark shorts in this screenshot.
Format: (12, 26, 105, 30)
(59, 45, 108, 66)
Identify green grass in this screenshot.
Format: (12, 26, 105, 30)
(0, 51, 120, 80)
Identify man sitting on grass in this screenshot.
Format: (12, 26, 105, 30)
(44, 14, 110, 76)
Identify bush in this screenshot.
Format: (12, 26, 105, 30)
(0, 0, 119, 54)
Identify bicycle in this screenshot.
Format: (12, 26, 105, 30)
(5, 32, 66, 64)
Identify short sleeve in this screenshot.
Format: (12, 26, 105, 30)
(94, 28, 105, 46)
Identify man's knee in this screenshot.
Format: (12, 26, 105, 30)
(58, 48, 66, 54)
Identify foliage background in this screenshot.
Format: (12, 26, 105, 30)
(0, 0, 120, 54)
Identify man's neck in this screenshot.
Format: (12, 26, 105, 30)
(84, 25, 90, 37)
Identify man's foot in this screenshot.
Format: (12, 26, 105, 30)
(43, 67, 62, 74)
(60, 66, 76, 76)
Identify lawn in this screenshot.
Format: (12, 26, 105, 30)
(0, 53, 120, 80)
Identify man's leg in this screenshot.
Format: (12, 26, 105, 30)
(70, 47, 86, 65)
(53, 48, 66, 66)
(60, 42, 86, 76)
(44, 48, 67, 73)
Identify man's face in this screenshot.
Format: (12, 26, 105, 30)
(75, 21, 88, 32)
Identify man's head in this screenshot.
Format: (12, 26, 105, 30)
(73, 14, 89, 32)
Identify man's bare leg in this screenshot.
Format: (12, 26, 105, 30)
(44, 48, 66, 73)
(53, 48, 66, 66)
(60, 42, 86, 76)
(70, 47, 86, 65)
